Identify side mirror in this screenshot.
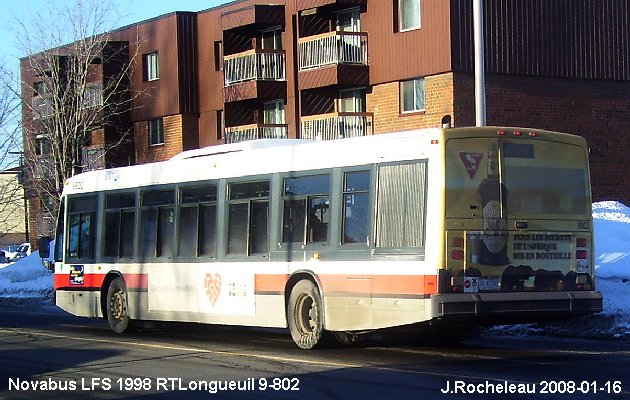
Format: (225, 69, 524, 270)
(38, 236, 51, 259)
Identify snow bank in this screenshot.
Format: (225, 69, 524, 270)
(0, 251, 53, 298)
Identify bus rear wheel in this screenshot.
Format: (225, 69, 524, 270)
(288, 280, 328, 349)
(106, 277, 134, 333)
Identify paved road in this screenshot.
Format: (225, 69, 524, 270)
(0, 298, 629, 399)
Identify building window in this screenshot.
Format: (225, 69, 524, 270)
(397, 0, 421, 31)
(400, 77, 425, 113)
(214, 41, 223, 71)
(34, 81, 47, 96)
(261, 27, 282, 50)
(263, 99, 285, 124)
(143, 52, 160, 81)
(149, 118, 164, 145)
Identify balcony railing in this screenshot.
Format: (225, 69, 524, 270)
(298, 31, 368, 70)
(82, 144, 106, 172)
(224, 49, 286, 85)
(300, 112, 373, 140)
(31, 83, 103, 120)
(225, 124, 288, 144)
(32, 94, 54, 120)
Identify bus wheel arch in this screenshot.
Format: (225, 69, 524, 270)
(102, 273, 134, 333)
(286, 274, 329, 349)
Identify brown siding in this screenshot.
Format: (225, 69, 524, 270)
(364, 0, 453, 84)
(221, 4, 285, 31)
(177, 13, 199, 114)
(120, 13, 196, 122)
(451, 0, 630, 80)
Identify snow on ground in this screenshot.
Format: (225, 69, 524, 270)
(1, 202, 630, 339)
(0, 251, 53, 299)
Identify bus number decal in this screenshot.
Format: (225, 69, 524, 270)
(577, 220, 590, 230)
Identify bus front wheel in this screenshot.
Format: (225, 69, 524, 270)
(106, 277, 134, 333)
(288, 280, 327, 349)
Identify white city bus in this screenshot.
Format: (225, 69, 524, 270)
(48, 127, 602, 349)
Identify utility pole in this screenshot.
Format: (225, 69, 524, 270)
(473, 0, 486, 126)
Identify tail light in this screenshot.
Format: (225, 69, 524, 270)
(576, 237, 588, 260)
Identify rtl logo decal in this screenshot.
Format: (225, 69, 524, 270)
(459, 152, 484, 179)
(204, 273, 222, 305)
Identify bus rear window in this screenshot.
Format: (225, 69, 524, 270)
(503, 141, 589, 216)
(446, 138, 591, 219)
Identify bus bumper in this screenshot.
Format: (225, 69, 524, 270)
(431, 291, 603, 323)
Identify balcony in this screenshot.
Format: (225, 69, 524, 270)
(82, 144, 106, 172)
(223, 49, 287, 103)
(298, 31, 368, 70)
(300, 112, 373, 140)
(225, 124, 288, 144)
(31, 83, 103, 120)
(31, 94, 53, 120)
(224, 49, 286, 85)
(297, 31, 369, 90)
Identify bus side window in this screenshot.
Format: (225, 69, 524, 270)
(140, 189, 175, 260)
(376, 162, 427, 249)
(282, 174, 331, 245)
(66, 195, 97, 261)
(342, 170, 371, 245)
(227, 181, 270, 256)
(104, 192, 136, 259)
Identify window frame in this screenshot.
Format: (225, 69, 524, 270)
(400, 77, 426, 114)
(280, 173, 332, 246)
(149, 118, 165, 146)
(177, 184, 218, 259)
(375, 160, 428, 253)
(226, 179, 271, 257)
(143, 51, 160, 81)
(397, 0, 422, 32)
(341, 169, 372, 246)
(65, 195, 97, 262)
(139, 188, 175, 261)
(103, 191, 137, 259)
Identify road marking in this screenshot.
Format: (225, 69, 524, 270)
(0, 328, 359, 369)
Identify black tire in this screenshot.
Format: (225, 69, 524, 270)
(106, 277, 134, 333)
(287, 280, 328, 349)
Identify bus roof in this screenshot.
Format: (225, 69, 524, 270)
(63, 126, 585, 195)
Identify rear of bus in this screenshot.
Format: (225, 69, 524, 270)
(434, 127, 602, 325)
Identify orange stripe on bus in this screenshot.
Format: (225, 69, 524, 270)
(255, 274, 289, 292)
(319, 274, 437, 296)
(54, 273, 147, 290)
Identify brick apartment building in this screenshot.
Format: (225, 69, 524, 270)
(21, 0, 630, 244)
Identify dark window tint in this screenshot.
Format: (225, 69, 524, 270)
(342, 171, 371, 245)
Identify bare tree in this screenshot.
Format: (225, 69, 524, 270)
(15, 0, 140, 237)
(0, 63, 28, 245)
